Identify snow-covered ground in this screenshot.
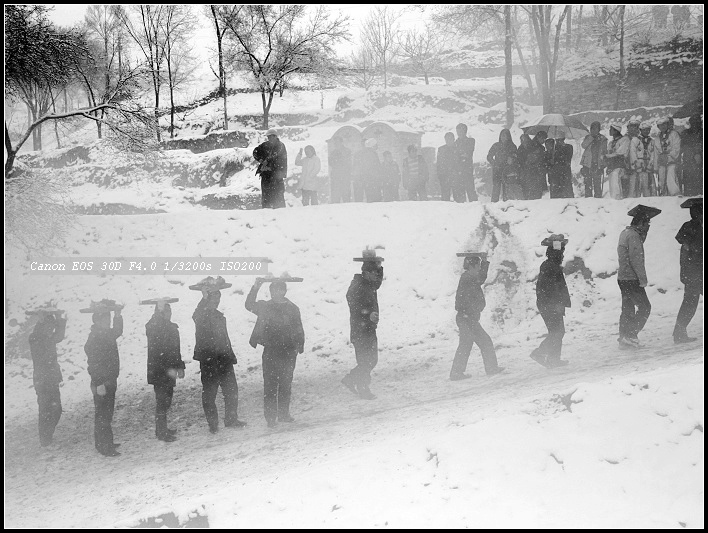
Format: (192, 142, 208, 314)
(4, 198, 703, 528)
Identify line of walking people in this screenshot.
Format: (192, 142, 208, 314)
(26, 198, 702, 455)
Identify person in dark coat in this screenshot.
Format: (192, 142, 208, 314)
(673, 198, 703, 344)
(450, 254, 504, 380)
(616, 205, 661, 348)
(486, 128, 519, 202)
(402, 144, 429, 201)
(84, 305, 123, 457)
(145, 303, 185, 442)
(329, 136, 352, 203)
(530, 235, 571, 368)
(253, 129, 287, 209)
(580, 121, 608, 198)
(246, 279, 305, 427)
(436, 132, 457, 201)
(342, 251, 384, 400)
(29, 309, 66, 447)
(523, 133, 548, 200)
(381, 151, 401, 201)
(549, 133, 574, 198)
(454, 123, 478, 201)
(680, 114, 703, 196)
(354, 138, 383, 202)
(193, 290, 245, 433)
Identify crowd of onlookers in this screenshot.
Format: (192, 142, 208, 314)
(252, 114, 702, 208)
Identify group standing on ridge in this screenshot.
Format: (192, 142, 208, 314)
(250, 113, 701, 208)
(24, 197, 703, 455)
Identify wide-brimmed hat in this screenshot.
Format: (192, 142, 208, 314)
(25, 303, 63, 316)
(609, 124, 623, 135)
(80, 299, 124, 314)
(541, 234, 568, 249)
(656, 117, 670, 126)
(189, 276, 232, 292)
(627, 205, 662, 219)
(627, 118, 641, 126)
(680, 197, 703, 209)
(354, 248, 385, 262)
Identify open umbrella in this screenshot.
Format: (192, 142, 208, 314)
(522, 113, 589, 140)
(672, 98, 702, 119)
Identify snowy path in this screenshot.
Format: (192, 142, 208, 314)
(5, 326, 702, 528)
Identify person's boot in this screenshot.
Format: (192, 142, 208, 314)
(530, 349, 547, 366)
(358, 387, 376, 400)
(224, 419, 247, 428)
(673, 326, 697, 344)
(450, 373, 472, 381)
(278, 414, 295, 423)
(266, 419, 277, 428)
(341, 374, 358, 395)
(166, 428, 177, 436)
(545, 359, 569, 368)
(486, 366, 505, 376)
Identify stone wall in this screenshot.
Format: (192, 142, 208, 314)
(555, 64, 702, 114)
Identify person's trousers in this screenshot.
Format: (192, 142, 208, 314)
(91, 378, 117, 452)
(626, 171, 640, 197)
(491, 176, 503, 202)
(352, 180, 365, 202)
(636, 171, 655, 197)
(536, 311, 565, 362)
(301, 189, 319, 206)
(439, 177, 451, 201)
(348, 334, 378, 389)
(658, 164, 680, 196)
(364, 184, 382, 202)
(331, 180, 351, 203)
(407, 182, 428, 201)
(674, 281, 703, 337)
(154, 384, 174, 436)
(200, 364, 239, 429)
(608, 168, 624, 199)
(383, 186, 399, 202)
(451, 180, 467, 202)
(262, 348, 298, 423)
(261, 177, 286, 208)
(464, 174, 478, 201)
(618, 280, 652, 339)
(35, 381, 62, 446)
(584, 168, 604, 198)
(451, 315, 499, 376)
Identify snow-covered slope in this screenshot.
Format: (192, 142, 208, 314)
(4, 197, 703, 528)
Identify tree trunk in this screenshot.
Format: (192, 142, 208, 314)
(424, 72, 429, 85)
(167, 52, 175, 138)
(511, 19, 535, 100)
(615, 6, 626, 111)
(566, 6, 572, 50)
(601, 6, 609, 46)
(576, 6, 583, 49)
(5, 124, 16, 176)
(383, 57, 387, 90)
(504, 5, 514, 128)
(261, 91, 269, 129)
(153, 74, 162, 142)
(51, 93, 61, 149)
(531, 7, 551, 113)
(212, 7, 229, 130)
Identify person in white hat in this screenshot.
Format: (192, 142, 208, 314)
(605, 124, 629, 199)
(656, 117, 681, 196)
(636, 122, 659, 197)
(626, 119, 642, 198)
(580, 121, 608, 198)
(252, 129, 287, 208)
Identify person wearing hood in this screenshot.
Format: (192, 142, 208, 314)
(342, 256, 384, 400)
(246, 279, 305, 427)
(193, 290, 245, 433)
(549, 132, 574, 198)
(530, 235, 571, 368)
(84, 306, 123, 457)
(29, 309, 67, 447)
(295, 145, 321, 206)
(252, 129, 287, 209)
(656, 117, 681, 196)
(673, 198, 703, 344)
(636, 122, 659, 197)
(606, 124, 630, 199)
(580, 121, 608, 198)
(680, 114, 703, 196)
(450, 254, 504, 380)
(616, 205, 661, 349)
(486, 128, 519, 202)
(145, 303, 185, 442)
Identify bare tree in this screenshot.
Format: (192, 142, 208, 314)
(526, 5, 571, 113)
(162, 5, 195, 138)
(348, 44, 377, 91)
(208, 5, 231, 130)
(615, 5, 626, 111)
(222, 5, 349, 129)
(118, 5, 168, 141)
(397, 24, 447, 85)
(361, 6, 401, 90)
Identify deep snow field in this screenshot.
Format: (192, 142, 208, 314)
(4, 198, 704, 528)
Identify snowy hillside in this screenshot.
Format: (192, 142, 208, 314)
(4, 198, 703, 528)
